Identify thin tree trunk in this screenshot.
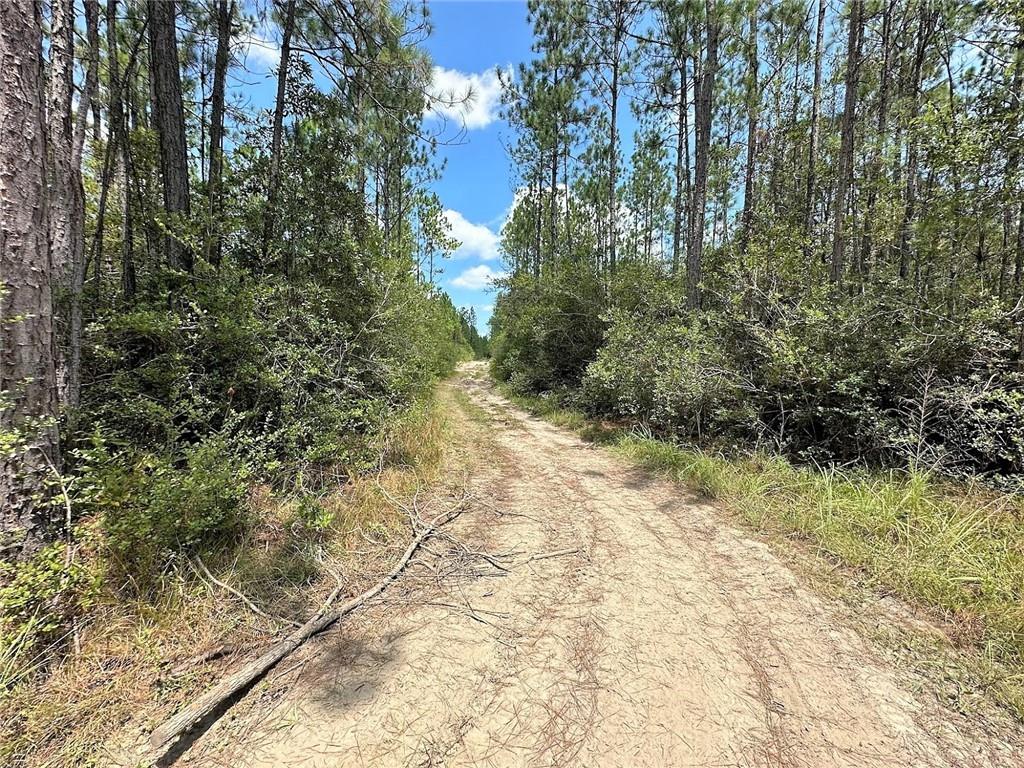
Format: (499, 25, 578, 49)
(859, 0, 892, 277)
(830, 0, 864, 286)
(687, 0, 718, 310)
(897, 7, 932, 280)
(207, 0, 233, 267)
(1015, 199, 1024, 295)
(47, 0, 76, 279)
(671, 54, 687, 274)
(261, 0, 297, 267)
(47, 0, 83, 402)
(739, 1, 759, 253)
(563, 143, 573, 257)
(803, 0, 826, 257)
(148, 0, 192, 272)
(549, 135, 558, 263)
(608, 43, 620, 275)
(105, 0, 137, 300)
(1001, 37, 1023, 299)
(533, 173, 542, 277)
(1, 0, 62, 558)
(65, 0, 101, 412)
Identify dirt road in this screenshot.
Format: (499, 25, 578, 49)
(192, 363, 1021, 768)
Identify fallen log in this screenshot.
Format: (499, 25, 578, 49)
(147, 508, 458, 763)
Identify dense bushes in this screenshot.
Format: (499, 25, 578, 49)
(0, 263, 473, 649)
(67, 262, 472, 582)
(490, 264, 608, 393)
(492, 264, 1024, 486)
(582, 304, 754, 439)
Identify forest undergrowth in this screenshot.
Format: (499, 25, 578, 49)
(0, 392, 455, 768)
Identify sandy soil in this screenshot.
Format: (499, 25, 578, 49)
(180, 362, 1023, 768)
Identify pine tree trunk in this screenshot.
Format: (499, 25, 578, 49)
(207, 0, 233, 267)
(608, 45, 620, 275)
(563, 144, 573, 257)
(533, 174, 542, 277)
(687, 0, 718, 310)
(803, 0, 826, 256)
(261, 0, 297, 266)
(47, 0, 76, 280)
(897, 7, 932, 280)
(739, 1, 759, 254)
(149, 0, 192, 273)
(672, 55, 687, 274)
(830, 0, 863, 286)
(1, 0, 62, 558)
(859, 0, 892, 277)
(549, 120, 559, 262)
(1016, 199, 1024, 295)
(65, 0, 100, 413)
(46, 0, 85, 410)
(1000, 38, 1023, 299)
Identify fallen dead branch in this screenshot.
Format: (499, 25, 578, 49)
(193, 557, 302, 630)
(147, 506, 461, 763)
(525, 548, 580, 564)
(167, 644, 235, 679)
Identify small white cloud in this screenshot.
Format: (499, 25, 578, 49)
(451, 264, 507, 290)
(445, 209, 500, 261)
(240, 28, 281, 70)
(426, 66, 509, 130)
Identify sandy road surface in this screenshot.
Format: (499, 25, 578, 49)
(189, 362, 1022, 768)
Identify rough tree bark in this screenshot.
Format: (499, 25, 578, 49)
(47, 0, 76, 280)
(46, 0, 88, 411)
(149, 0, 193, 272)
(1, 0, 62, 558)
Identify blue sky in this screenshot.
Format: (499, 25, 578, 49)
(420, 1, 534, 332)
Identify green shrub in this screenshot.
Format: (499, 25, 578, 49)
(561, 276, 1022, 484)
(75, 437, 249, 580)
(490, 264, 607, 394)
(0, 544, 97, 644)
(582, 307, 753, 439)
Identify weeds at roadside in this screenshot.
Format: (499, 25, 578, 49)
(0, 396, 452, 768)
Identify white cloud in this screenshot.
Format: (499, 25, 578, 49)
(426, 66, 509, 130)
(445, 209, 500, 261)
(451, 264, 507, 290)
(240, 28, 281, 70)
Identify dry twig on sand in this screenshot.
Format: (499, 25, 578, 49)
(525, 548, 580, 564)
(147, 505, 461, 763)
